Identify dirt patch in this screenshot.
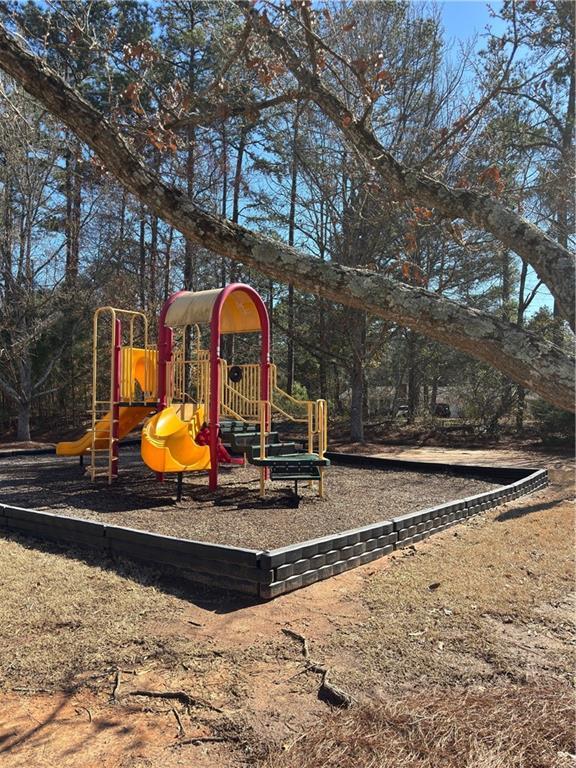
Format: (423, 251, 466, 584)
(0, 441, 54, 451)
(0, 687, 244, 768)
(313, 484, 575, 693)
(0, 452, 503, 549)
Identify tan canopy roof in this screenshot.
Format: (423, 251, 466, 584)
(164, 288, 262, 334)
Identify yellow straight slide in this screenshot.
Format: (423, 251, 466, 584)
(141, 405, 211, 473)
(56, 406, 154, 456)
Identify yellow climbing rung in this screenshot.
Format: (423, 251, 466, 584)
(90, 306, 155, 485)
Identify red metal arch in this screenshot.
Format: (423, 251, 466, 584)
(157, 284, 271, 491)
(209, 284, 270, 490)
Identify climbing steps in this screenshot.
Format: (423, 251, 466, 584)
(219, 419, 329, 492)
(220, 420, 299, 461)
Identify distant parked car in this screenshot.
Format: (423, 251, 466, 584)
(434, 403, 451, 418)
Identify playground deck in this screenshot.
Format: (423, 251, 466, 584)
(0, 451, 503, 550)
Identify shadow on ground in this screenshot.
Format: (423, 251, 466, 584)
(0, 454, 296, 514)
(496, 498, 565, 522)
(0, 529, 260, 615)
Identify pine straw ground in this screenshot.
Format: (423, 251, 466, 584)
(0, 457, 573, 768)
(264, 686, 574, 768)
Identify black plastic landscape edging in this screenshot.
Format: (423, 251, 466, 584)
(258, 456, 549, 598)
(0, 452, 548, 599)
(0, 503, 264, 595)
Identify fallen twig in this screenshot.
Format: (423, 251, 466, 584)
(111, 670, 121, 702)
(127, 689, 223, 713)
(75, 705, 93, 723)
(307, 662, 328, 675)
(282, 628, 310, 659)
(282, 627, 353, 709)
(178, 735, 239, 746)
(11, 686, 51, 694)
(317, 675, 353, 708)
(172, 707, 185, 737)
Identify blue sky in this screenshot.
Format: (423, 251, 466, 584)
(438, 0, 503, 40)
(434, 1, 553, 316)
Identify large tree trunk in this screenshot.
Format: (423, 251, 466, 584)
(515, 263, 529, 430)
(183, 5, 197, 293)
(348, 309, 367, 441)
(230, 122, 248, 285)
(138, 206, 146, 310)
(430, 376, 438, 414)
(64, 134, 81, 283)
(17, 401, 31, 442)
(164, 225, 173, 302)
(350, 354, 364, 442)
(224, 122, 249, 361)
(148, 151, 161, 312)
(250, 11, 575, 330)
(149, 213, 158, 311)
(16, 352, 32, 441)
(406, 332, 420, 422)
(286, 285, 295, 393)
(318, 301, 327, 400)
(0, 26, 572, 410)
(333, 363, 344, 416)
(1, 172, 13, 283)
(317, 203, 328, 400)
(286, 106, 301, 394)
(221, 123, 229, 288)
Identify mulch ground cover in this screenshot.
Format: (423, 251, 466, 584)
(0, 451, 503, 550)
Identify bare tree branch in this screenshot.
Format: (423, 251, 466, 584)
(0, 24, 572, 410)
(244, 5, 575, 330)
(165, 92, 299, 131)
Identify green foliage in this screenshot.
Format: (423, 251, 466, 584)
(290, 380, 309, 402)
(526, 307, 570, 348)
(454, 365, 512, 437)
(531, 399, 575, 443)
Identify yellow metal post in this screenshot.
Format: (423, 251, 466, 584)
(317, 399, 327, 498)
(259, 400, 267, 498)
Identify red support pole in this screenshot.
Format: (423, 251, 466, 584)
(157, 292, 187, 483)
(111, 318, 121, 478)
(257, 292, 271, 481)
(208, 326, 220, 492)
(208, 284, 271, 492)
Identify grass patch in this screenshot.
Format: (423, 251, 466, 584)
(0, 534, 198, 690)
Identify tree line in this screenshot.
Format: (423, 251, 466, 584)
(0, 0, 573, 441)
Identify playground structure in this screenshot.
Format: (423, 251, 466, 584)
(56, 284, 329, 497)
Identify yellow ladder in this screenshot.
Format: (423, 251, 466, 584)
(90, 306, 152, 484)
(89, 403, 116, 482)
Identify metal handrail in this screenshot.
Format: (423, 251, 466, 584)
(220, 402, 254, 423)
(316, 399, 328, 459)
